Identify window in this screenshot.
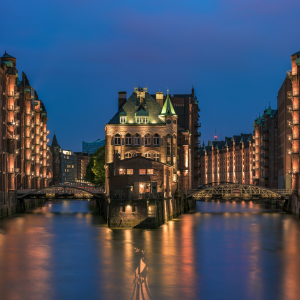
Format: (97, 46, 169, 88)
(139, 169, 146, 175)
(136, 117, 142, 124)
(127, 169, 133, 175)
(120, 116, 126, 124)
(147, 169, 153, 175)
(134, 134, 140, 146)
(145, 153, 151, 158)
(142, 117, 148, 124)
(167, 143, 171, 156)
(119, 169, 126, 175)
(145, 134, 151, 146)
(154, 134, 160, 146)
(125, 133, 132, 145)
(115, 134, 121, 145)
(125, 152, 132, 158)
(153, 153, 160, 161)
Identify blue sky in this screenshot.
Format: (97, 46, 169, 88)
(1, 0, 299, 151)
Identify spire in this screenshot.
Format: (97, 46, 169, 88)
(2, 51, 15, 59)
(51, 132, 60, 148)
(191, 85, 194, 97)
(160, 91, 177, 116)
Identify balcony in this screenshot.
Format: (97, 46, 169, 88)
(287, 134, 293, 142)
(287, 91, 293, 99)
(7, 120, 19, 127)
(287, 105, 293, 113)
(195, 123, 201, 128)
(287, 169, 299, 175)
(46, 130, 50, 135)
(287, 120, 293, 127)
(293, 119, 299, 126)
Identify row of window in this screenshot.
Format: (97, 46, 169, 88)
(114, 133, 161, 146)
(120, 117, 149, 124)
(119, 169, 154, 175)
(125, 152, 160, 161)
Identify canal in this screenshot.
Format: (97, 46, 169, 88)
(0, 199, 300, 300)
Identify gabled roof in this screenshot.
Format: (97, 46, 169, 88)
(160, 93, 177, 116)
(23, 72, 30, 87)
(2, 51, 15, 59)
(107, 91, 165, 125)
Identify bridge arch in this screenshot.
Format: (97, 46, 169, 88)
(188, 184, 286, 200)
(17, 185, 103, 199)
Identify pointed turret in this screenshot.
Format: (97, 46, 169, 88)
(51, 132, 60, 149)
(2, 50, 15, 59)
(160, 91, 177, 117)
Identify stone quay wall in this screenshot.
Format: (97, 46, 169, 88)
(108, 192, 196, 229)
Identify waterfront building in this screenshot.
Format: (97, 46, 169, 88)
(151, 88, 200, 188)
(60, 150, 77, 183)
(253, 105, 278, 189)
(82, 139, 105, 155)
(199, 134, 253, 185)
(50, 132, 62, 185)
(0, 51, 51, 197)
(105, 86, 179, 194)
(277, 77, 293, 190)
(74, 152, 91, 182)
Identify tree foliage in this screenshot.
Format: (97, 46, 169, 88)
(84, 146, 105, 186)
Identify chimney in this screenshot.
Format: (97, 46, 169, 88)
(118, 91, 127, 110)
(156, 92, 164, 108)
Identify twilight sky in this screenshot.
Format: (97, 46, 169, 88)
(1, 0, 299, 151)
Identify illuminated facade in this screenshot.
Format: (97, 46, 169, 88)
(199, 134, 254, 185)
(277, 77, 292, 189)
(0, 51, 51, 197)
(105, 87, 179, 194)
(253, 105, 278, 189)
(286, 52, 300, 192)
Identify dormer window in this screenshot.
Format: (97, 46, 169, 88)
(136, 117, 148, 124)
(120, 116, 126, 124)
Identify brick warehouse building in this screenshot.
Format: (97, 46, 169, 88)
(199, 134, 254, 185)
(0, 51, 52, 214)
(253, 105, 278, 189)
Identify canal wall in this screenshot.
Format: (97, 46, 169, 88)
(107, 192, 196, 229)
(288, 194, 300, 216)
(0, 191, 18, 219)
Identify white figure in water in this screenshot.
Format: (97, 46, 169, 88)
(131, 248, 152, 300)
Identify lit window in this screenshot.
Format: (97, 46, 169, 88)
(136, 117, 142, 124)
(120, 116, 126, 124)
(145, 134, 151, 146)
(142, 117, 148, 124)
(134, 134, 140, 146)
(115, 134, 121, 145)
(139, 169, 146, 175)
(119, 169, 126, 175)
(127, 169, 133, 175)
(125, 152, 132, 158)
(145, 153, 151, 158)
(147, 169, 153, 175)
(153, 134, 160, 146)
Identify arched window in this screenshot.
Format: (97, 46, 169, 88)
(114, 134, 121, 145)
(125, 133, 132, 145)
(153, 153, 160, 162)
(167, 143, 171, 156)
(153, 134, 160, 146)
(125, 152, 132, 158)
(145, 134, 151, 146)
(134, 134, 140, 146)
(145, 153, 151, 158)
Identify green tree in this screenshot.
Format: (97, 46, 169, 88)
(84, 146, 105, 186)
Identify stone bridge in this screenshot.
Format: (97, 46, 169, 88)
(17, 186, 104, 200)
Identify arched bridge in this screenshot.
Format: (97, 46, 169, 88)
(187, 184, 289, 200)
(17, 186, 104, 200)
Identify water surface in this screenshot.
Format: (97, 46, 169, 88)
(0, 200, 299, 300)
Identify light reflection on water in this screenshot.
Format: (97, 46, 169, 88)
(0, 200, 299, 299)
